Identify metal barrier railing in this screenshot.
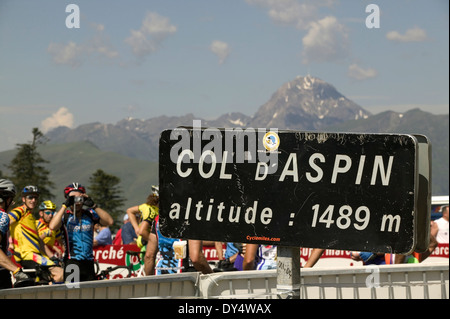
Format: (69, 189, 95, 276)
(299, 263, 448, 299)
(200, 263, 449, 299)
(0, 272, 200, 299)
(1, 263, 448, 299)
(200, 270, 277, 299)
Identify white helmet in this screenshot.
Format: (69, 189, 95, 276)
(0, 179, 16, 197)
(0, 179, 16, 209)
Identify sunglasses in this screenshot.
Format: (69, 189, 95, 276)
(26, 195, 39, 200)
(44, 211, 54, 215)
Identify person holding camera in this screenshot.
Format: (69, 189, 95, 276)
(50, 183, 113, 282)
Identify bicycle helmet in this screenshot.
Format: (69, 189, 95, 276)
(22, 185, 40, 196)
(151, 185, 159, 197)
(0, 179, 16, 198)
(39, 200, 56, 211)
(0, 179, 16, 208)
(64, 182, 86, 198)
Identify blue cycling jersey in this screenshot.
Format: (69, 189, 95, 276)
(224, 243, 239, 259)
(64, 209, 99, 261)
(0, 209, 9, 255)
(153, 219, 190, 275)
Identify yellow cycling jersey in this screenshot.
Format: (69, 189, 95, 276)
(9, 205, 55, 266)
(139, 203, 159, 223)
(36, 218, 61, 249)
(9, 205, 41, 262)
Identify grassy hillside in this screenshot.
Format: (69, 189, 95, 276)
(0, 141, 159, 221)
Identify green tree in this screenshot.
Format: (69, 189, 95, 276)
(88, 169, 125, 230)
(7, 128, 55, 203)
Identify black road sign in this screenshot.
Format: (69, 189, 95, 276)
(159, 127, 424, 254)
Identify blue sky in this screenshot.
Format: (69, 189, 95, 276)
(0, 0, 448, 151)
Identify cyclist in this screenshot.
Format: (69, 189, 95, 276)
(8, 185, 63, 283)
(126, 185, 160, 244)
(242, 244, 277, 270)
(0, 179, 31, 289)
(126, 186, 159, 275)
(50, 183, 113, 282)
(142, 216, 213, 275)
(36, 200, 64, 258)
(145, 215, 187, 275)
(136, 186, 212, 275)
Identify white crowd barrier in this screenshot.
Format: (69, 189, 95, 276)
(300, 263, 448, 299)
(200, 270, 277, 299)
(0, 272, 200, 299)
(0, 262, 447, 299)
(199, 263, 449, 299)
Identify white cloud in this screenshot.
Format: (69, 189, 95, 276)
(209, 40, 231, 64)
(125, 12, 176, 59)
(246, 1, 349, 64)
(48, 23, 118, 67)
(302, 16, 349, 64)
(246, 0, 333, 30)
(47, 41, 83, 67)
(386, 27, 427, 43)
(348, 63, 378, 80)
(41, 107, 74, 133)
(87, 24, 119, 59)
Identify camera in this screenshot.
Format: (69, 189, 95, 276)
(74, 196, 84, 204)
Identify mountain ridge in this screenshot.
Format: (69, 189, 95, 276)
(46, 76, 373, 160)
(249, 75, 371, 130)
(2, 76, 446, 196)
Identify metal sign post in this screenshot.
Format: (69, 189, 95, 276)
(276, 246, 301, 299)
